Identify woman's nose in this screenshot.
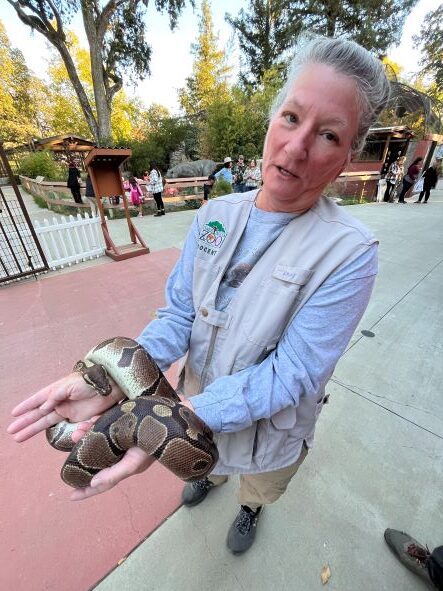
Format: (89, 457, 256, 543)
(285, 128, 311, 160)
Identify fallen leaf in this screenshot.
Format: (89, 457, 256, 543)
(320, 564, 331, 585)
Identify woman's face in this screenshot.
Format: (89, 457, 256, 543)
(250, 159, 256, 168)
(258, 64, 360, 213)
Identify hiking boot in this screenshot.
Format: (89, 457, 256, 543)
(182, 477, 216, 507)
(227, 505, 263, 554)
(384, 528, 433, 585)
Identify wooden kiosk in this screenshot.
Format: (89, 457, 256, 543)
(85, 147, 149, 261)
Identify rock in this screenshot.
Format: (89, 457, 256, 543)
(166, 159, 217, 179)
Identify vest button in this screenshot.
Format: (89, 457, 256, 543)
(201, 307, 209, 317)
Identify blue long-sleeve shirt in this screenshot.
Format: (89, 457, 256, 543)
(214, 167, 233, 184)
(138, 207, 377, 433)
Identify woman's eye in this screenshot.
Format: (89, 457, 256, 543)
(284, 113, 298, 124)
(323, 131, 338, 143)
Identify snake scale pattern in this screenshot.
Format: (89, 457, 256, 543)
(46, 337, 218, 488)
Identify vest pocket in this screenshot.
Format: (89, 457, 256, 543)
(241, 267, 312, 347)
(215, 425, 257, 470)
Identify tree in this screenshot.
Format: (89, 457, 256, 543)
(7, 0, 188, 143)
(0, 20, 42, 145)
(178, 0, 231, 117)
(225, 0, 302, 88)
(303, 0, 419, 54)
(203, 67, 283, 160)
(227, 0, 419, 87)
(127, 116, 199, 174)
(413, 5, 443, 93)
(45, 32, 148, 141)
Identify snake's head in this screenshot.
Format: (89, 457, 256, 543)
(73, 361, 112, 396)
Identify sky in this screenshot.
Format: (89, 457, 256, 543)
(0, 0, 440, 114)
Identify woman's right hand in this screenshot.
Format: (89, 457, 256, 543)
(7, 373, 124, 443)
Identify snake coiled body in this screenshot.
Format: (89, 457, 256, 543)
(46, 337, 218, 488)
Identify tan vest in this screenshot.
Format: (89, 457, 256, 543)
(179, 191, 377, 474)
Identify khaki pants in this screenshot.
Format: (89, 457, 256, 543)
(208, 442, 309, 511)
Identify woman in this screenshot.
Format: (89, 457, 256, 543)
(66, 160, 82, 204)
(243, 158, 262, 191)
(415, 162, 439, 203)
(148, 163, 165, 216)
(8, 35, 390, 555)
(214, 157, 233, 184)
(128, 176, 144, 217)
(383, 156, 406, 202)
(397, 157, 423, 203)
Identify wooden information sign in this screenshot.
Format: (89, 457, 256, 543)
(84, 148, 149, 261)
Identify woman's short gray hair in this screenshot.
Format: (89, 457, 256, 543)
(271, 34, 391, 157)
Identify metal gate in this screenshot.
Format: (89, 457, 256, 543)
(0, 143, 48, 284)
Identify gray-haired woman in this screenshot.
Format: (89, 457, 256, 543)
(9, 35, 390, 555)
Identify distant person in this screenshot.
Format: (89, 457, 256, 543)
(383, 156, 406, 202)
(147, 164, 165, 217)
(243, 159, 262, 192)
(215, 157, 233, 184)
(84, 173, 98, 216)
(67, 160, 82, 204)
(415, 162, 439, 203)
(384, 529, 443, 590)
(128, 176, 144, 217)
(203, 173, 216, 202)
(232, 155, 246, 193)
(397, 157, 423, 203)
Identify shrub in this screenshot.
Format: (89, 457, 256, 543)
(18, 151, 66, 181)
(210, 178, 233, 198)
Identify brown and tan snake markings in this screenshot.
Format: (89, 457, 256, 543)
(46, 337, 218, 488)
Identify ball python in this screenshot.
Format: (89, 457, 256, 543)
(46, 337, 218, 488)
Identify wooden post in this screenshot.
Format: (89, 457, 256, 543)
(84, 148, 149, 261)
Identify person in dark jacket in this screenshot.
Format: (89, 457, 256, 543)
(67, 160, 82, 204)
(415, 163, 439, 203)
(85, 173, 98, 215)
(397, 157, 423, 203)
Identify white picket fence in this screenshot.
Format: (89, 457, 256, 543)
(34, 213, 105, 270)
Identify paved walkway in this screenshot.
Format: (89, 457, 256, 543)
(2, 187, 443, 591)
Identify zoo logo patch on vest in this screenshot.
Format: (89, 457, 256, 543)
(198, 220, 227, 256)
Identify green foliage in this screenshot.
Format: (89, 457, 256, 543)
(413, 5, 443, 92)
(226, 1, 301, 88)
(300, 0, 419, 52)
(18, 151, 66, 181)
(32, 194, 49, 209)
(127, 117, 199, 175)
(202, 69, 282, 160)
(179, 0, 231, 116)
(0, 21, 42, 145)
(227, 0, 419, 88)
(210, 178, 233, 198)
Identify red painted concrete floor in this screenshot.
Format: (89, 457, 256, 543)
(1, 250, 184, 591)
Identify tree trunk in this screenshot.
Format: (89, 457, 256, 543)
(54, 39, 100, 142)
(81, 2, 112, 144)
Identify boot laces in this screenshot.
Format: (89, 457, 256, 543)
(407, 543, 430, 564)
(235, 507, 258, 535)
(192, 478, 212, 491)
